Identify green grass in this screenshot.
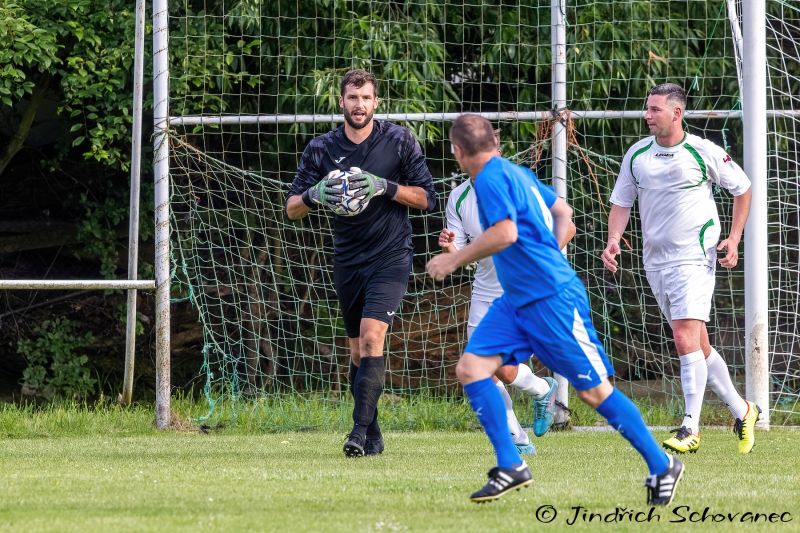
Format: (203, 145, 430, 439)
(0, 404, 797, 532)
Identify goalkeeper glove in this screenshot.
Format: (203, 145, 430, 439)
(349, 171, 399, 202)
(302, 172, 345, 210)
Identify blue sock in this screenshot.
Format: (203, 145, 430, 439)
(596, 388, 669, 475)
(464, 378, 521, 468)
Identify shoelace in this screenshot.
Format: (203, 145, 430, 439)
(345, 433, 364, 444)
(733, 418, 744, 439)
(534, 399, 547, 420)
(670, 426, 692, 440)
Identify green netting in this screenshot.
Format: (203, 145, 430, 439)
(167, 0, 800, 426)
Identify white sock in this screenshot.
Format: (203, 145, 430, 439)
(706, 348, 748, 419)
(495, 380, 529, 445)
(510, 363, 550, 399)
(679, 350, 707, 434)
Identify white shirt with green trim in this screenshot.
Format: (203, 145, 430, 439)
(610, 132, 751, 271)
(445, 179, 504, 301)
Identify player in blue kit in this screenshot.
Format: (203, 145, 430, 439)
(426, 114, 683, 505)
(287, 69, 436, 458)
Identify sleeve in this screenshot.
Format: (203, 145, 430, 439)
(474, 169, 517, 229)
(288, 141, 323, 197)
(702, 140, 751, 197)
(609, 147, 639, 207)
(445, 186, 469, 249)
(399, 129, 437, 212)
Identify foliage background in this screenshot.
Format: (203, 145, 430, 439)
(0, 1, 797, 404)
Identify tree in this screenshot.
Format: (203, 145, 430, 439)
(0, 1, 139, 176)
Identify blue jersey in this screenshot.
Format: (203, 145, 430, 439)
(473, 156, 577, 306)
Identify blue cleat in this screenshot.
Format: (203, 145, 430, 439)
(533, 377, 558, 437)
(515, 442, 537, 455)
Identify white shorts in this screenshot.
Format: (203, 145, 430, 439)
(467, 298, 493, 340)
(645, 264, 716, 324)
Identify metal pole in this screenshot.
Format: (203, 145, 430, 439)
(121, 0, 146, 407)
(0, 280, 154, 290)
(169, 108, 800, 127)
(742, 0, 769, 429)
(153, 0, 171, 429)
(725, 0, 744, 92)
(551, 0, 570, 424)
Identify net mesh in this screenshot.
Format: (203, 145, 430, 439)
(167, 0, 799, 425)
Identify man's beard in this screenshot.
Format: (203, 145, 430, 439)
(344, 108, 373, 130)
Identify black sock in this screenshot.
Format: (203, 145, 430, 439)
(367, 409, 381, 439)
(349, 361, 381, 436)
(352, 356, 385, 438)
(352, 361, 381, 438)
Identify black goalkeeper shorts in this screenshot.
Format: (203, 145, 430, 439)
(333, 250, 412, 338)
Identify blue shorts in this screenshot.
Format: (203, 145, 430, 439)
(465, 276, 614, 391)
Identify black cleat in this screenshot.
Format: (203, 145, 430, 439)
(470, 463, 533, 503)
(645, 455, 684, 506)
(343, 433, 365, 457)
(364, 435, 384, 456)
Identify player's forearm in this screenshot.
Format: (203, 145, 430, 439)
(554, 218, 576, 250)
(728, 188, 752, 242)
(286, 194, 312, 220)
(451, 220, 516, 267)
(550, 198, 576, 249)
(441, 241, 459, 254)
(606, 204, 632, 245)
(392, 185, 433, 211)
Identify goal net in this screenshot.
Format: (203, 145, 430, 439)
(166, 1, 799, 426)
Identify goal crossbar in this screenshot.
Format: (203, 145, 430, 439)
(169, 109, 800, 127)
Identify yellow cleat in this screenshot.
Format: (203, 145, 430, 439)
(734, 401, 761, 454)
(662, 426, 700, 454)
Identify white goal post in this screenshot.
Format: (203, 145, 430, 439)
(148, 0, 796, 429)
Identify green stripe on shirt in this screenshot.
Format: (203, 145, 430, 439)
(680, 143, 709, 189)
(455, 184, 471, 222)
(699, 218, 715, 255)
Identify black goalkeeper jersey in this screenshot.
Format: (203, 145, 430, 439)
(289, 120, 436, 267)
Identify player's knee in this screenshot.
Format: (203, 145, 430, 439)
(672, 331, 695, 354)
(494, 365, 517, 384)
(575, 380, 613, 408)
(359, 330, 385, 355)
(455, 358, 475, 384)
(575, 388, 602, 408)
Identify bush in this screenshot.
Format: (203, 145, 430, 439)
(18, 317, 96, 399)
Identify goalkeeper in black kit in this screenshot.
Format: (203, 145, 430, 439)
(286, 69, 436, 457)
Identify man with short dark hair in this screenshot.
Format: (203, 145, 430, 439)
(438, 128, 566, 452)
(287, 69, 436, 458)
(427, 114, 682, 505)
(602, 82, 759, 455)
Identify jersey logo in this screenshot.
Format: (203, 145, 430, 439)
(577, 370, 593, 381)
(386, 311, 395, 316)
(722, 154, 732, 163)
(654, 152, 674, 158)
(334, 156, 346, 164)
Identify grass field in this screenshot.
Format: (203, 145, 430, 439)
(0, 404, 797, 532)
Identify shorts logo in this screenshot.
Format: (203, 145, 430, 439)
(386, 311, 395, 316)
(577, 369, 593, 381)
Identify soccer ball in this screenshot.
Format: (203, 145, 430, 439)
(328, 167, 370, 217)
